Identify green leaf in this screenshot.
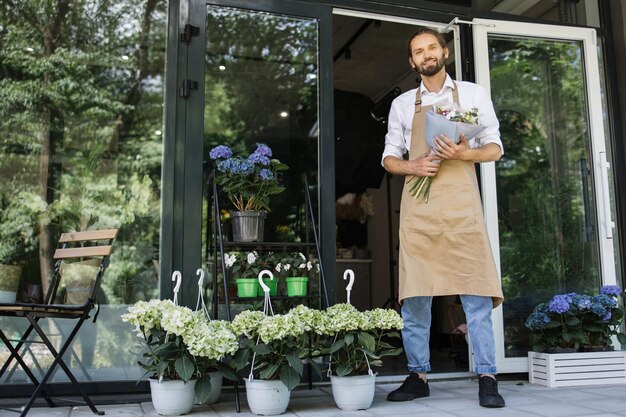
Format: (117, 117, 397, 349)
(216, 363, 239, 382)
(235, 349, 250, 371)
(259, 362, 280, 380)
(175, 355, 195, 382)
(377, 341, 396, 349)
(156, 361, 168, 378)
(565, 317, 580, 326)
(618, 333, 626, 345)
(336, 364, 353, 377)
(330, 339, 345, 353)
(280, 364, 301, 391)
(194, 374, 211, 403)
(358, 332, 376, 353)
(379, 347, 403, 357)
(344, 333, 354, 346)
(253, 344, 273, 355)
(386, 331, 401, 339)
(285, 351, 303, 375)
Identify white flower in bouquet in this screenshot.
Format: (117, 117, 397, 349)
(247, 251, 257, 264)
(224, 253, 236, 268)
(408, 103, 485, 203)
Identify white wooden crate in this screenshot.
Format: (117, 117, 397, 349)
(528, 350, 626, 388)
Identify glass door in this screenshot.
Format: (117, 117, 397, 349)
(472, 20, 618, 372)
(200, 1, 334, 314)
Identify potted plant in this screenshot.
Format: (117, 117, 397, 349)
(121, 299, 239, 415)
(275, 252, 318, 297)
(525, 285, 626, 387)
(0, 192, 46, 303)
(225, 251, 277, 297)
(231, 307, 315, 415)
(209, 143, 288, 242)
(317, 303, 403, 410)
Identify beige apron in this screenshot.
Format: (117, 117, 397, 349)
(398, 84, 504, 308)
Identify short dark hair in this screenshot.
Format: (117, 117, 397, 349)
(407, 28, 447, 57)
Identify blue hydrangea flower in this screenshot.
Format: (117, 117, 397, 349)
(595, 294, 618, 308)
(600, 285, 621, 296)
(248, 152, 271, 165)
(548, 294, 571, 314)
(217, 158, 234, 173)
(209, 145, 233, 160)
(238, 160, 255, 175)
(259, 169, 274, 181)
(254, 143, 272, 157)
(602, 311, 612, 321)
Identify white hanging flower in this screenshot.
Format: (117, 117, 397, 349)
(275, 263, 282, 272)
(306, 261, 313, 271)
(284, 264, 291, 271)
(298, 263, 306, 270)
(298, 252, 306, 261)
(247, 252, 257, 264)
(225, 253, 236, 268)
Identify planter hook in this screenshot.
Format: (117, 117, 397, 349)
(343, 269, 355, 305)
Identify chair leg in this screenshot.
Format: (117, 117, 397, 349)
(0, 323, 37, 377)
(25, 316, 104, 416)
(0, 328, 56, 407)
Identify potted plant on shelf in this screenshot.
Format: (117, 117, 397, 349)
(225, 251, 277, 297)
(525, 285, 626, 387)
(121, 299, 239, 415)
(209, 143, 288, 242)
(0, 192, 46, 303)
(275, 252, 318, 297)
(318, 303, 403, 410)
(231, 306, 315, 415)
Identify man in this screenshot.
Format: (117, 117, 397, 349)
(381, 28, 505, 408)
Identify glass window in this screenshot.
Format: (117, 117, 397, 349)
(474, 0, 600, 27)
(0, 0, 166, 383)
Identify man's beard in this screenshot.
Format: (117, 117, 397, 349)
(415, 57, 445, 76)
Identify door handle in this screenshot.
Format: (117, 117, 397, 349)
(579, 158, 594, 242)
(598, 152, 615, 239)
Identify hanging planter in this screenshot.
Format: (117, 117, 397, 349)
(236, 278, 259, 298)
(245, 378, 291, 416)
(330, 373, 377, 410)
(195, 371, 223, 405)
(149, 378, 196, 416)
(231, 210, 266, 242)
(285, 277, 308, 297)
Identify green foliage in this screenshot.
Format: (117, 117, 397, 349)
(526, 286, 626, 351)
(0, 192, 46, 265)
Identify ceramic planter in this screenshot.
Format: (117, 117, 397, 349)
(0, 264, 22, 303)
(149, 378, 196, 415)
(231, 210, 266, 242)
(330, 373, 376, 410)
(245, 379, 291, 415)
(528, 350, 626, 387)
(285, 277, 308, 297)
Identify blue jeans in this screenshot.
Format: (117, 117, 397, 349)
(401, 295, 497, 374)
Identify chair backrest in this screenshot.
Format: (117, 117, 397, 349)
(45, 229, 118, 307)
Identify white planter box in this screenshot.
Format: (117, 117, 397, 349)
(528, 350, 626, 388)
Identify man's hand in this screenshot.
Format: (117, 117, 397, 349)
(382, 152, 440, 177)
(433, 133, 469, 161)
(406, 151, 440, 177)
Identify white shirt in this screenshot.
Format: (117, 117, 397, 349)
(381, 74, 503, 165)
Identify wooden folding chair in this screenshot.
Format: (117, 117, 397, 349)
(0, 229, 118, 416)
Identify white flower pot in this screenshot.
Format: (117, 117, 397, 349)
(195, 371, 223, 405)
(330, 373, 376, 410)
(150, 378, 196, 415)
(245, 379, 291, 415)
(528, 350, 626, 387)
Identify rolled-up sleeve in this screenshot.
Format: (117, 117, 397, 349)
(470, 84, 504, 155)
(381, 99, 407, 166)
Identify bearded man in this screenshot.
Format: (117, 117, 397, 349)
(381, 28, 505, 408)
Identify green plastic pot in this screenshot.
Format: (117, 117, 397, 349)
(257, 277, 278, 296)
(236, 278, 259, 298)
(285, 276, 308, 297)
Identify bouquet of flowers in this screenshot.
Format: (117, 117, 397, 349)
(209, 143, 288, 212)
(525, 285, 626, 352)
(408, 103, 485, 203)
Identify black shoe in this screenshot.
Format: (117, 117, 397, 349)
(478, 376, 505, 408)
(387, 373, 430, 401)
